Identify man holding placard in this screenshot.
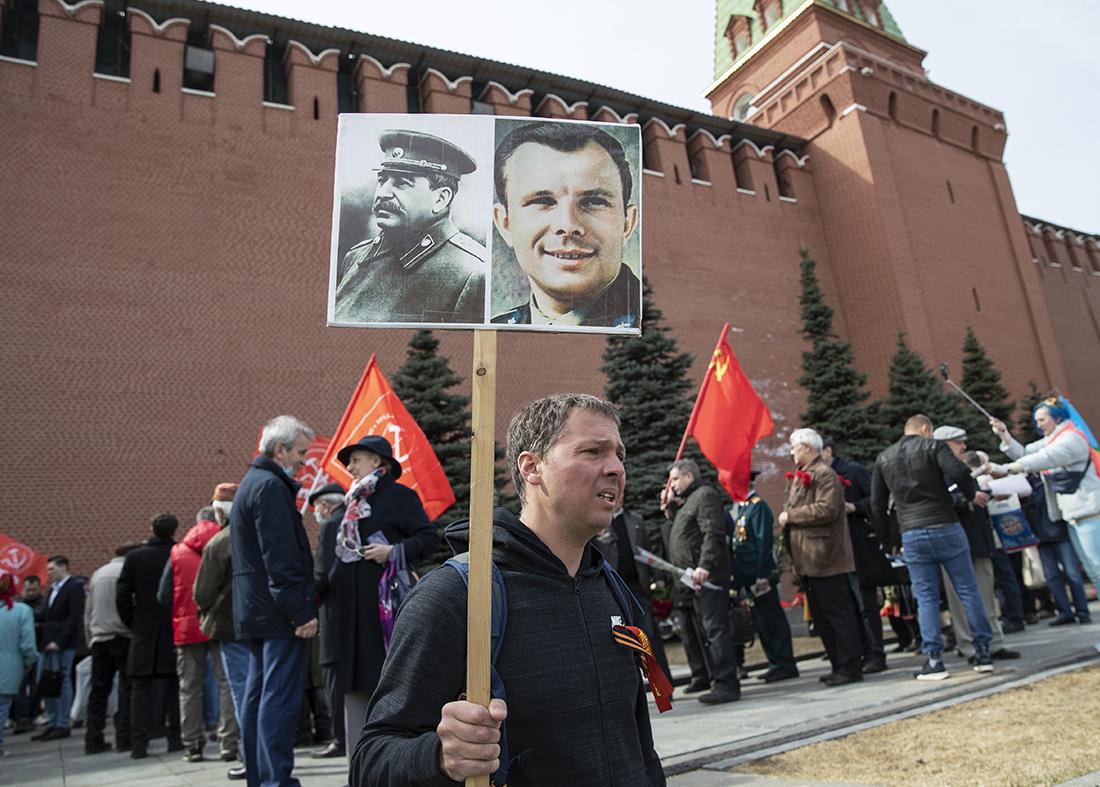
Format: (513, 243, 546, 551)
(351, 394, 665, 786)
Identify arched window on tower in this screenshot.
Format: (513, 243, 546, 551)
(861, 0, 882, 26)
(732, 93, 756, 122)
(820, 94, 837, 129)
(757, 0, 782, 30)
(834, 0, 853, 14)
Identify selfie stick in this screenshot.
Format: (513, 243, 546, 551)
(938, 363, 995, 421)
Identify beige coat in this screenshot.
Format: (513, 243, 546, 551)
(783, 456, 855, 578)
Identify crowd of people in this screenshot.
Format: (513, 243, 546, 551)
(0, 395, 1096, 786)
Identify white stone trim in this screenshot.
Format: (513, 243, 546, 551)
(642, 169, 665, 177)
(181, 87, 216, 98)
(285, 40, 340, 66)
(0, 55, 37, 67)
(688, 128, 732, 148)
(840, 103, 867, 117)
(591, 105, 638, 125)
(534, 93, 588, 116)
(643, 117, 686, 138)
(691, 179, 712, 186)
(127, 7, 189, 35)
(52, 0, 103, 17)
(478, 80, 533, 105)
(779, 195, 798, 203)
(1049, 262, 1062, 268)
(357, 54, 410, 80)
(262, 101, 294, 110)
(420, 67, 473, 92)
(93, 72, 131, 83)
(737, 188, 756, 195)
(209, 24, 268, 52)
(774, 148, 810, 167)
(731, 139, 774, 158)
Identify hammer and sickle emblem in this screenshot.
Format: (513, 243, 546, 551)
(710, 348, 731, 382)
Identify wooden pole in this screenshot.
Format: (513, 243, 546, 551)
(465, 329, 497, 787)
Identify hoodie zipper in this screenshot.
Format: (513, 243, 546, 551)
(573, 576, 614, 785)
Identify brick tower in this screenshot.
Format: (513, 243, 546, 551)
(706, 0, 1076, 403)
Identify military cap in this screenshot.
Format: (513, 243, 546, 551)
(376, 129, 477, 178)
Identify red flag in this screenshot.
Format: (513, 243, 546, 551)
(0, 533, 48, 585)
(320, 356, 457, 520)
(295, 435, 333, 512)
(682, 324, 773, 501)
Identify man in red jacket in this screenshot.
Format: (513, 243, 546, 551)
(159, 508, 240, 763)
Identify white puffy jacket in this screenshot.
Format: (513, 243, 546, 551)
(1002, 422, 1100, 523)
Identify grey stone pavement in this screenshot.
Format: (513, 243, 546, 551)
(5, 603, 1099, 786)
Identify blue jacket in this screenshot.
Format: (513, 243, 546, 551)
(0, 602, 38, 694)
(230, 456, 317, 640)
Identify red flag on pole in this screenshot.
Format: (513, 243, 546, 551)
(0, 533, 48, 585)
(680, 323, 773, 501)
(320, 355, 457, 521)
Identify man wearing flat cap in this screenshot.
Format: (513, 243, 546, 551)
(326, 436, 438, 767)
(335, 130, 487, 324)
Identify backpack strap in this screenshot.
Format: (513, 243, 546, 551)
(445, 554, 522, 787)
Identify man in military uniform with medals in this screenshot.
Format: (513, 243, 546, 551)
(730, 472, 799, 683)
(334, 130, 486, 324)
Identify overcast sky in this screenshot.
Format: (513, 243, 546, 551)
(233, 0, 1097, 232)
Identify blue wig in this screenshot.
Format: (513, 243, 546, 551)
(1033, 398, 1070, 430)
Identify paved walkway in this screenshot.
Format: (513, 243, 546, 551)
(5, 604, 1098, 786)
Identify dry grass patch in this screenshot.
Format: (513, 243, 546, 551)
(739, 664, 1100, 787)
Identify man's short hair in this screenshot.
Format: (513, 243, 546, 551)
(425, 171, 460, 198)
(506, 393, 621, 504)
(494, 122, 633, 210)
(669, 458, 701, 482)
(258, 415, 315, 457)
(905, 414, 934, 434)
(315, 493, 344, 507)
(47, 555, 69, 569)
(151, 513, 179, 539)
(24, 574, 41, 585)
(821, 435, 835, 452)
(196, 506, 217, 523)
(790, 428, 824, 452)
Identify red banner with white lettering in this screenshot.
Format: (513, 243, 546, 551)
(320, 355, 456, 521)
(0, 533, 48, 585)
(295, 435, 333, 512)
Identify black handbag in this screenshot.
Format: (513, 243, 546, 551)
(1048, 455, 1092, 495)
(729, 599, 756, 647)
(38, 654, 63, 698)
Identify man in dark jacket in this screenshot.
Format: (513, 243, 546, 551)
(353, 394, 665, 786)
(231, 415, 318, 787)
(116, 514, 181, 757)
(730, 474, 797, 683)
(822, 439, 890, 674)
(872, 414, 994, 680)
(309, 482, 348, 760)
(665, 458, 740, 704)
(30, 555, 84, 741)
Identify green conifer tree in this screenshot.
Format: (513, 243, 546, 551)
(602, 280, 717, 529)
(879, 333, 962, 438)
(1016, 381, 1045, 438)
(391, 331, 515, 564)
(955, 327, 1015, 453)
(795, 247, 882, 465)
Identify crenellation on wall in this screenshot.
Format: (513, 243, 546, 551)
(533, 93, 587, 120)
(284, 40, 337, 131)
(355, 54, 408, 113)
(35, 0, 101, 104)
(478, 81, 533, 116)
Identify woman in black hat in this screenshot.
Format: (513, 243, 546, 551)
(326, 436, 439, 765)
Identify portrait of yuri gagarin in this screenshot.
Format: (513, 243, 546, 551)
(331, 124, 489, 326)
(490, 120, 642, 330)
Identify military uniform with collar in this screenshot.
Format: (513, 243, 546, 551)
(491, 262, 641, 329)
(333, 129, 486, 324)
